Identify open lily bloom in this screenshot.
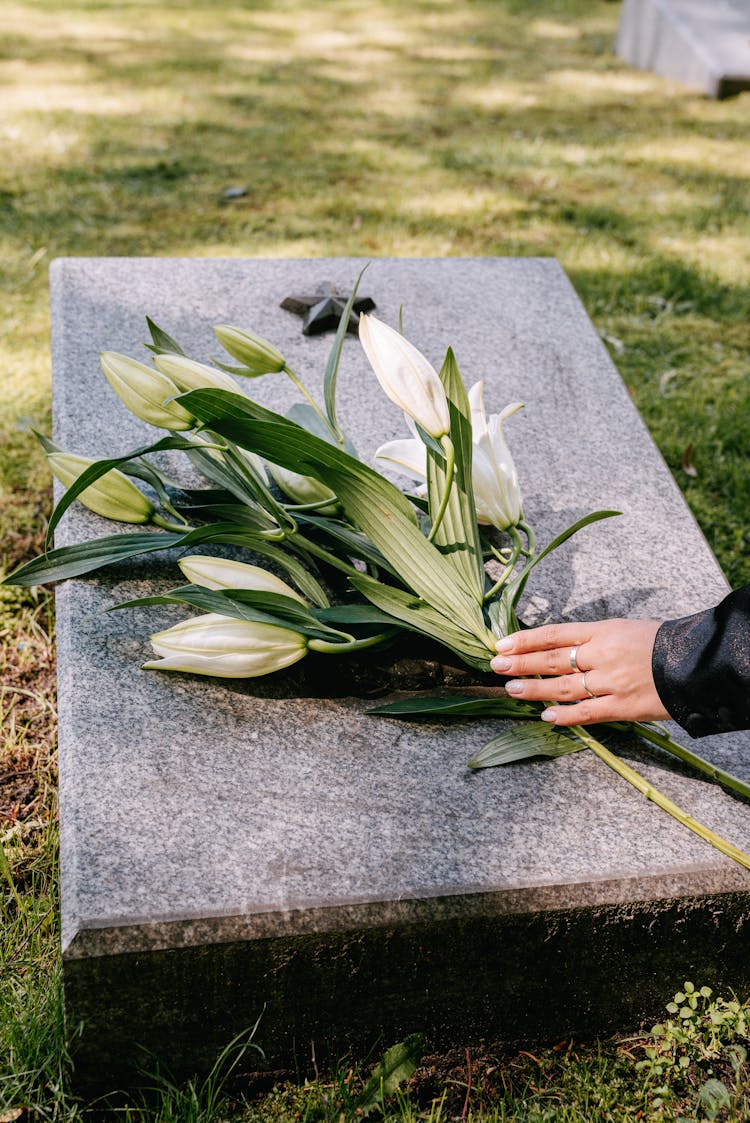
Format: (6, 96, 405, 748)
(144, 613, 308, 678)
(376, 381, 523, 531)
(468, 381, 523, 530)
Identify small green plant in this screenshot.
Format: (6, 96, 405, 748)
(636, 982, 750, 1118)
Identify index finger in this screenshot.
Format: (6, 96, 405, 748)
(495, 622, 596, 654)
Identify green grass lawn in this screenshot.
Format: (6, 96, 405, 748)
(2, 0, 750, 1118)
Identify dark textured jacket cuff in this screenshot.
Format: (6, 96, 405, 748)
(651, 586, 750, 738)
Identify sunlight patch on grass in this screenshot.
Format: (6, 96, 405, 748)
(529, 18, 582, 40)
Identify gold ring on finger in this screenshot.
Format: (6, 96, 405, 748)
(581, 672, 596, 699)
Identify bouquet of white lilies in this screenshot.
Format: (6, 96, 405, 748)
(7, 284, 750, 870)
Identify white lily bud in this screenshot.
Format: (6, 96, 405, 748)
(213, 324, 286, 375)
(153, 353, 244, 395)
(101, 352, 194, 431)
(468, 381, 523, 531)
(267, 463, 340, 514)
(144, 613, 308, 678)
(178, 556, 307, 604)
(358, 314, 450, 439)
(47, 452, 154, 524)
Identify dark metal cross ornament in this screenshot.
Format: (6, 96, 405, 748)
(280, 281, 376, 336)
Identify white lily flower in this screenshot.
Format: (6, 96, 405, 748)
(178, 556, 307, 604)
(153, 353, 244, 395)
(376, 382, 523, 531)
(268, 463, 339, 514)
(144, 613, 308, 678)
(101, 352, 194, 431)
(359, 314, 450, 439)
(47, 452, 155, 524)
(468, 381, 523, 530)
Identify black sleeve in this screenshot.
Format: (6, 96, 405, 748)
(651, 585, 750, 738)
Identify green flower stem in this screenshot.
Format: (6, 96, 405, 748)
(308, 629, 399, 655)
(284, 499, 340, 512)
(518, 518, 536, 560)
(282, 364, 339, 440)
(630, 721, 750, 802)
(223, 443, 295, 532)
(292, 534, 367, 582)
(572, 723, 750, 871)
(484, 533, 523, 603)
(427, 436, 455, 543)
(152, 514, 195, 533)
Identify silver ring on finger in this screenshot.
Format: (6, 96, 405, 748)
(569, 645, 581, 672)
(581, 672, 596, 699)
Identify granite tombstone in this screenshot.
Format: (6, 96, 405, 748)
(51, 257, 750, 1088)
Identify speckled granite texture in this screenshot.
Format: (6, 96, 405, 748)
(51, 258, 750, 1086)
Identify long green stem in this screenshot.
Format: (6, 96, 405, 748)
(572, 724, 750, 871)
(152, 514, 195, 533)
(283, 364, 339, 440)
(308, 629, 398, 654)
(518, 518, 536, 560)
(292, 534, 365, 581)
(630, 722, 750, 802)
(484, 533, 523, 603)
(427, 436, 455, 543)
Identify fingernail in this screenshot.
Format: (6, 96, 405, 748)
(495, 637, 513, 652)
(541, 708, 557, 723)
(490, 656, 511, 672)
(505, 680, 523, 694)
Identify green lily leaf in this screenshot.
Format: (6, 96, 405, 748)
(349, 573, 492, 670)
(178, 389, 494, 646)
(323, 264, 367, 444)
(45, 435, 208, 548)
(467, 723, 583, 770)
(175, 502, 275, 530)
(426, 347, 485, 602)
(3, 531, 185, 586)
(369, 695, 541, 719)
(296, 515, 398, 577)
(502, 509, 621, 611)
(317, 604, 401, 627)
(356, 1034, 424, 1116)
(143, 316, 186, 357)
(110, 586, 346, 643)
(286, 403, 357, 457)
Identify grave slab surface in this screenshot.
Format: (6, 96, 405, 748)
(617, 0, 750, 98)
(51, 257, 750, 1086)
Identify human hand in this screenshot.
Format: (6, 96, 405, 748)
(489, 619, 672, 726)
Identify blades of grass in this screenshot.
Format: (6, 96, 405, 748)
(426, 348, 485, 601)
(323, 264, 368, 444)
(357, 1034, 424, 1117)
(369, 696, 541, 719)
(468, 723, 583, 769)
